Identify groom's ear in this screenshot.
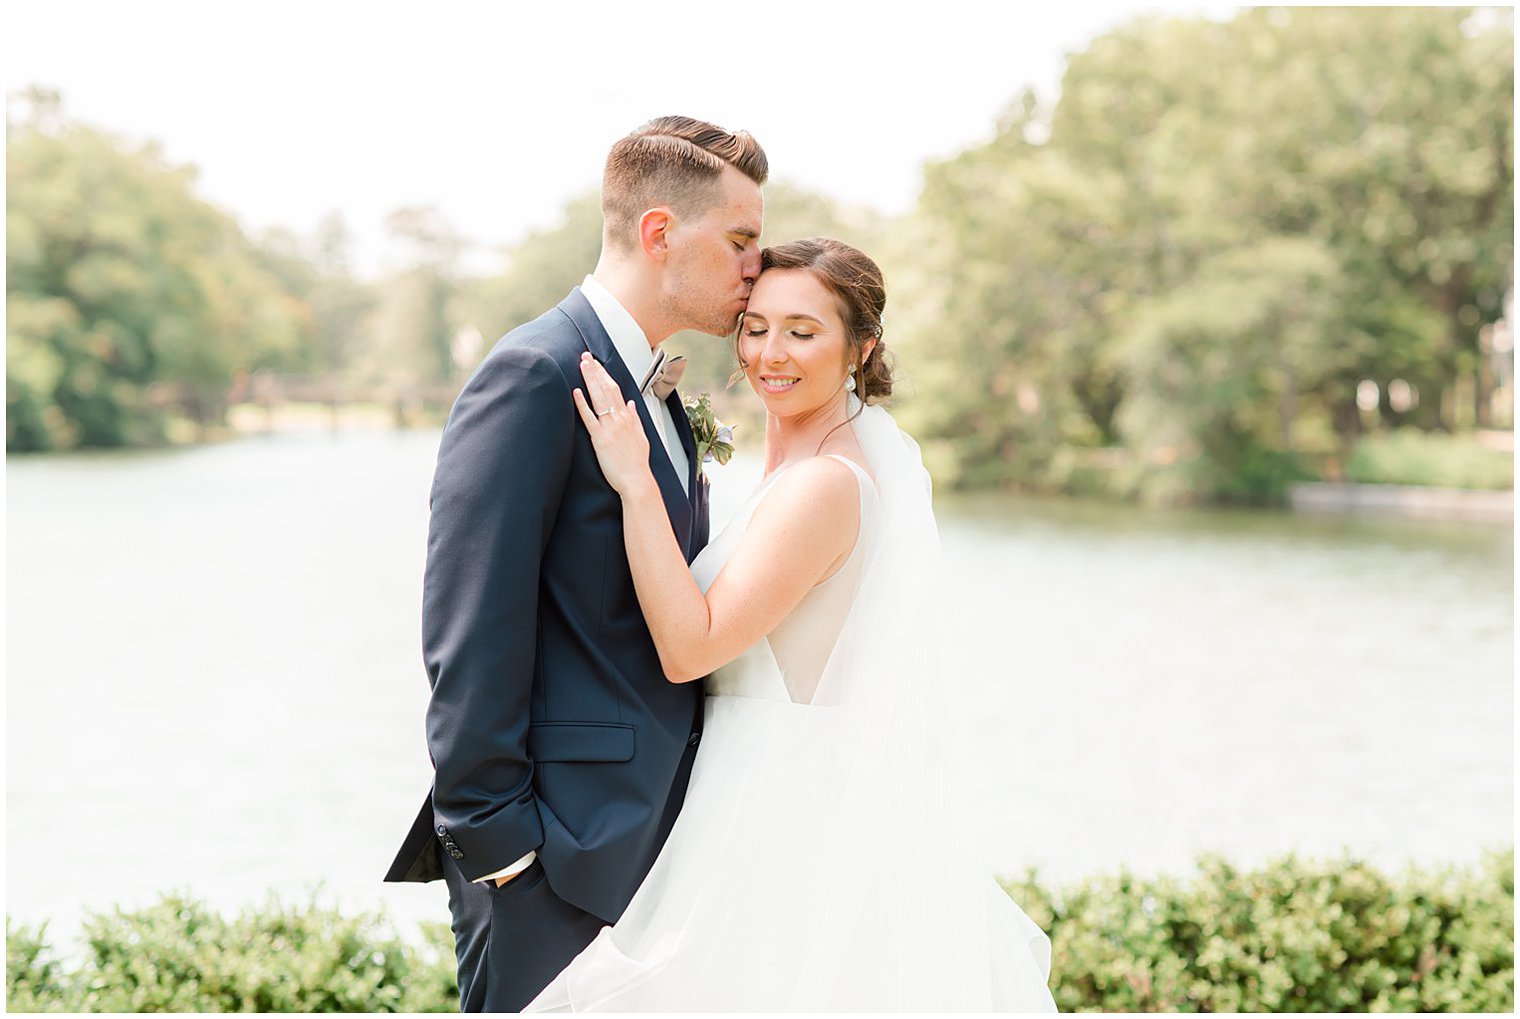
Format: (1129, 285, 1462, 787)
(639, 207, 675, 262)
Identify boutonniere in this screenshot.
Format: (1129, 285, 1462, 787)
(683, 393, 735, 475)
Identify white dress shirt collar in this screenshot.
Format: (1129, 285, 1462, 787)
(581, 274, 657, 384)
(579, 274, 689, 495)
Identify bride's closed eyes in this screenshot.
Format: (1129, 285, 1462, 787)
(741, 314, 822, 340)
(743, 326, 816, 340)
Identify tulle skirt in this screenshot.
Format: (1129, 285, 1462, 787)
(526, 693, 1057, 1012)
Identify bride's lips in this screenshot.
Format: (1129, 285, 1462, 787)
(758, 375, 800, 394)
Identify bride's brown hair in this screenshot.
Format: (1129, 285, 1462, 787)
(731, 237, 896, 408)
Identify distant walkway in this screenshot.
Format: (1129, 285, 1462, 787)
(1290, 482, 1513, 522)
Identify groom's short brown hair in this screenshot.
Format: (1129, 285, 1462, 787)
(602, 116, 768, 252)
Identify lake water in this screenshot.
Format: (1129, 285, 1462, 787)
(6, 429, 1512, 942)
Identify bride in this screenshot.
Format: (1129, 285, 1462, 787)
(530, 238, 1055, 1011)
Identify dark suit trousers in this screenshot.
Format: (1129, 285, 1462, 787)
(439, 732, 702, 1012)
(442, 849, 603, 1013)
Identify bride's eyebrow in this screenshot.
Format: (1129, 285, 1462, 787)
(742, 312, 825, 326)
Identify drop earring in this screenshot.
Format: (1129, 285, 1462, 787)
(844, 364, 857, 393)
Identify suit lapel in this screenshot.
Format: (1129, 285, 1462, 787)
(557, 288, 693, 551)
(665, 388, 712, 560)
(664, 389, 699, 498)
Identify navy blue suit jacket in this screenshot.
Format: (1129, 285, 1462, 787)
(385, 288, 711, 924)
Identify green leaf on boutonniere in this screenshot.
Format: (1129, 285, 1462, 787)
(683, 393, 735, 474)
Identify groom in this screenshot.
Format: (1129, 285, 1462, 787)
(385, 116, 767, 1012)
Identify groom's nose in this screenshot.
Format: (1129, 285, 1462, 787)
(741, 249, 760, 288)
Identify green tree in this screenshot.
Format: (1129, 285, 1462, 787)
(304, 212, 377, 382)
(7, 93, 310, 449)
(1115, 238, 1350, 502)
(893, 7, 1513, 501)
(368, 206, 464, 389)
(459, 191, 604, 346)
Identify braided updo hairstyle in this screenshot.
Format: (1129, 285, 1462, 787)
(733, 237, 895, 405)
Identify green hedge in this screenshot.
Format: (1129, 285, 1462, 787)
(1346, 431, 1513, 490)
(9, 850, 1513, 1012)
(1003, 848, 1513, 1012)
(6, 896, 457, 1013)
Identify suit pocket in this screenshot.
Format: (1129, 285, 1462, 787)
(528, 721, 636, 763)
(488, 858, 546, 899)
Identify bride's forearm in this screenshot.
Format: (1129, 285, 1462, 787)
(620, 481, 712, 683)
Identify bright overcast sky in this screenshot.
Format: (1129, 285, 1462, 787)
(7, 0, 1239, 276)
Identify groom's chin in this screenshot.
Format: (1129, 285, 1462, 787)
(695, 312, 744, 339)
(684, 298, 746, 338)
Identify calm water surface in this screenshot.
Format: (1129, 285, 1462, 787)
(7, 430, 1512, 940)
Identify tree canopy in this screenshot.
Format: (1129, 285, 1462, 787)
(7, 90, 316, 449)
(889, 6, 1512, 500)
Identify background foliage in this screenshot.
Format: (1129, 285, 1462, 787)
(7, 89, 314, 449)
(1004, 847, 1514, 1012)
(7, 8, 1513, 504)
(5, 897, 455, 1013)
(889, 6, 1512, 501)
(8, 850, 1512, 1012)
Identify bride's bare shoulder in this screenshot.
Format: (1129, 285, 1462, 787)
(720, 455, 861, 590)
(754, 455, 861, 524)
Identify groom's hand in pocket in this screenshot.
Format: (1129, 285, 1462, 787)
(477, 849, 537, 889)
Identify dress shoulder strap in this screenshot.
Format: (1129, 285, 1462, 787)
(822, 453, 876, 493)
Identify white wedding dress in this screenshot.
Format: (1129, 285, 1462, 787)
(527, 403, 1056, 1012)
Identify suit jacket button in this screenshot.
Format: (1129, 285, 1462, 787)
(687, 732, 701, 747)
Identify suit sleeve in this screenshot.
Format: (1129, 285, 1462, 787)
(422, 345, 573, 881)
